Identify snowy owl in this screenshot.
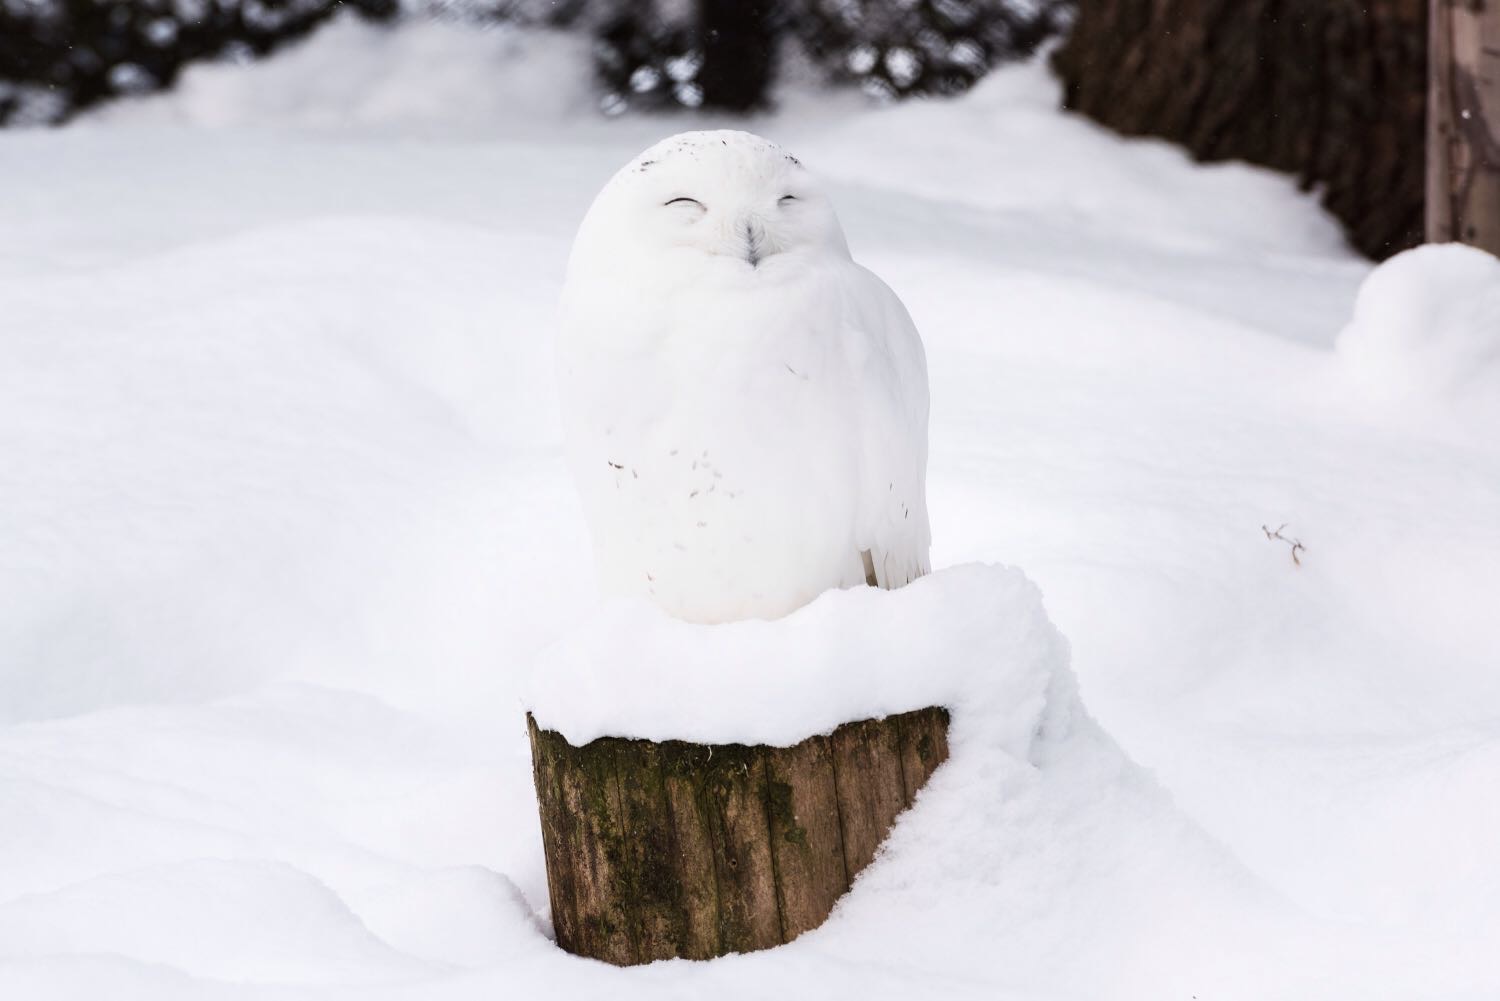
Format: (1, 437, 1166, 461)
(557, 130, 930, 624)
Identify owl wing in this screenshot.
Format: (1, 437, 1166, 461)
(842, 264, 932, 589)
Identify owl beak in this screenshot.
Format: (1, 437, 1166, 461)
(741, 218, 766, 269)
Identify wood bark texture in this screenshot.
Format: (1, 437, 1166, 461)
(527, 706, 951, 964)
(1052, 0, 1428, 259)
(1427, 0, 1500, 253)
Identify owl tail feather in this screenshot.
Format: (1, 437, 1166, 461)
(860, 547, 930, 590)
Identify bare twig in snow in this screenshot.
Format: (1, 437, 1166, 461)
(1262, 523, 1306, 567)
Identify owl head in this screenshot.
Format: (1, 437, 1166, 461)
(567, 131, 851, 290)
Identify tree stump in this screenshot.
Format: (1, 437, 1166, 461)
(527, 706, 950, 964)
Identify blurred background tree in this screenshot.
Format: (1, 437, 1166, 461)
(0, 0, 1069, 124)
(0, 0, 398, 125)
(590, 0, 1068, 114)
(792, 0, 1067, 102)
(1053, 0, 1427, 259)
(0, 0, 1441, 261)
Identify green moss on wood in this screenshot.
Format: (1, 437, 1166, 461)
(766, 779, 806, 846)
(528, 706, 950, 965)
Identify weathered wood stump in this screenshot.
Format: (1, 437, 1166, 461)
(527, 706, 950, 964)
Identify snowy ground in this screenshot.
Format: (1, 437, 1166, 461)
(4, 17, 1499, 1001)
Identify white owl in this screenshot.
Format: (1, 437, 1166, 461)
(557, 130, 931, 624)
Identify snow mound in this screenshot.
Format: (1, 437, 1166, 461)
(793, 61, 1350, 259)
(82, 16, 593, 131)
(0, 858, 430, 984)
(526, 563, 1071, 750)
(1336, 243, 1500, 402)
(524, 564, 1289, 998)
(0, 214, 567, 724)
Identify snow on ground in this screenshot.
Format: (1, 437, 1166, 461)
(3, 15, 1499, 1000)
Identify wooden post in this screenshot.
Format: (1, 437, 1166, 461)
(527, 706, 950, 965)
(1428, 0, 1500, 253)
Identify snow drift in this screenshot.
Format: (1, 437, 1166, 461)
(1337, 242, 1500, 403)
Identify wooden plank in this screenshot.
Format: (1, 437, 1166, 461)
(527, 716, 579, 951)
(762, 736, 848, 941)
(549, 732, 636, 964)
(896, 707, 951, 798)
(829, 717, 910, 878)
(1462, 4, 1500, 252)
(1428, 0, 1457, 242)
(700, 745, 782, 952)
(1429, 0, 1500, 253)
(658, 741, 724, 959)
(613, 737, 688, 962)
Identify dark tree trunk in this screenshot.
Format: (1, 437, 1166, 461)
(698, 0, 775, 112)
(1052, 0, 1428, 260)
(528, 706, 950, 965)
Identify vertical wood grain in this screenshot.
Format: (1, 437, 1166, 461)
(763, 735, 848, 940)
(527, 706, 951, 965)
(1429, 0, 1500, 253)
